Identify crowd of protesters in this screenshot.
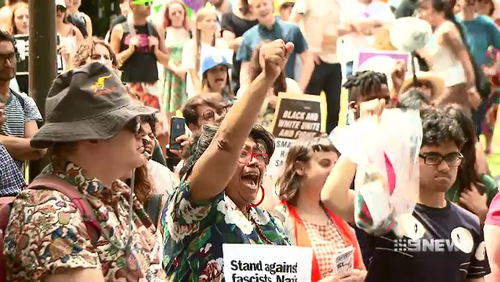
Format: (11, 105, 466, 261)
(1, 0, 500, 281)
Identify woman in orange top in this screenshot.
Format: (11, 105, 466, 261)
(273, 135, 366, 282)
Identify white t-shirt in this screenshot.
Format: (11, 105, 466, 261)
(340, 0, 394, 62)
(292, 0, 348, 64)
(147, 160, 179, 195)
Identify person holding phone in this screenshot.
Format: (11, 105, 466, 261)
(162, 40, 293, 280)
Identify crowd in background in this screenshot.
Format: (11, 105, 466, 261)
(1, 0, 500, 281)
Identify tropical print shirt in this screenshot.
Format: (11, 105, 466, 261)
(3, 158, 166, 281)
(162, 181, 290, 281)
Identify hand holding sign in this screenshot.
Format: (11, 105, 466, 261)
(260, 40, 294, 80)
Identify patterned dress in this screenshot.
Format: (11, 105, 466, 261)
(161, 42, 188, 114)
(162, 181, 290, 281)
(483, 18, 500, 136)
(3, 158, 166, 281)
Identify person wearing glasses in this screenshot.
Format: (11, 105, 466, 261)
(0, 31, 45, 171)
(320, 104, 490, 281)
(162, 40, 292, 281)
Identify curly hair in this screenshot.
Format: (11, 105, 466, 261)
(420, 106, 466, 148)
(276, 134, 338, 206)
(181, 123, 275, 178)
(72, 37, 119, 69)
(131, 165, 156, 205)
(248, 42, 287, 96)
(343, 70, 388, 102)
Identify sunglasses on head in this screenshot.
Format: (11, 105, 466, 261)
(133, 0, 153, 6)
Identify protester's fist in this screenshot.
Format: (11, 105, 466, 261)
(0, 103, 5, 128)
(259, 40, 294, 79)
(359, 98, 386, 123)
(391, 60, 407, 93)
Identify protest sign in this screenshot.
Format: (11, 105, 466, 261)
(223, 244, 313, 282)
(14, 34, 65, 75)
(266, 93, 326, 179)
(353, 50, 410, 74)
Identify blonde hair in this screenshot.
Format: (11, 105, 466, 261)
(194, 8, 217, 74)
(8, 2, 28, 35)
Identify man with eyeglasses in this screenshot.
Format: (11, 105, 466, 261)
(182, 92, 230, 136)
(0, 30, 45, 172)
(362, 106, 490, 281)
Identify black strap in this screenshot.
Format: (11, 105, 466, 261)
(10, 89, 25, 110)
(145, 194, 163, 226)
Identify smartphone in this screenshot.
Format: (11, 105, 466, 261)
(169, 117, 186, 151)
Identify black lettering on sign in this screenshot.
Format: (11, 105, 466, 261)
(272, 98, 322, 139)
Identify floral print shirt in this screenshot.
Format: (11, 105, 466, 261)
(162, 181, 290, 281)
(3, 158, 166, 281)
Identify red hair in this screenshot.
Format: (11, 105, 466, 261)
(162, 0, 190, 29)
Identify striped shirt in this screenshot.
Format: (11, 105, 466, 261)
(1, 90, 42, 168)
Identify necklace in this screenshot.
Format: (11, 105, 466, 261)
(246, 206, 274, 245)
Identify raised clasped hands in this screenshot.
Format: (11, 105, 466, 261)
(259, 39, 294, 80)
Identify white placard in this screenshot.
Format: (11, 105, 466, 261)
(332, 246, 354, 278)
(223, 244, 313, 282)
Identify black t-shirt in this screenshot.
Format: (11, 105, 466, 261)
(365, 201, 490, 282)
(120, 22, 160, 83)
(110, 14, 127, 31)
(220, 11, 258, 92)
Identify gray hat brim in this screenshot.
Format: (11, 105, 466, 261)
(31, 103, 158, 149)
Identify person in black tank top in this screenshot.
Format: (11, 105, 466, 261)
(109, 0, 171, 156)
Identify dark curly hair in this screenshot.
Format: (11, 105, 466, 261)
(420, 106, 466, 148)
(343, 70, 388, 102)
(180, 123, 275, 179)
(72, 37, 119, 69)
(248, 42, 287, 96)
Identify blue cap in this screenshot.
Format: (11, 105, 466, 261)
(201, 52, 232, 75)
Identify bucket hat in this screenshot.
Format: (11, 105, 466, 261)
(31, 62, 157, 149)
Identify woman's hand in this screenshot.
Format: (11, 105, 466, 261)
(260, 40, 294, 80)
(467, 87, 482, 110)
(339, 269, 367, 281)
(359, 98, 386, 123)
(459, 185, 489, 222)
(57, 45, 70, 58)
(391, 60, 407, 94)
(169, 134, 192, 158)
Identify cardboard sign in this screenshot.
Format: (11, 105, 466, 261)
(223, 244, 313, 282)
(267, 93, 326, 179)
(353, 50, 410, 74)
(14, 34, 65, 75)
